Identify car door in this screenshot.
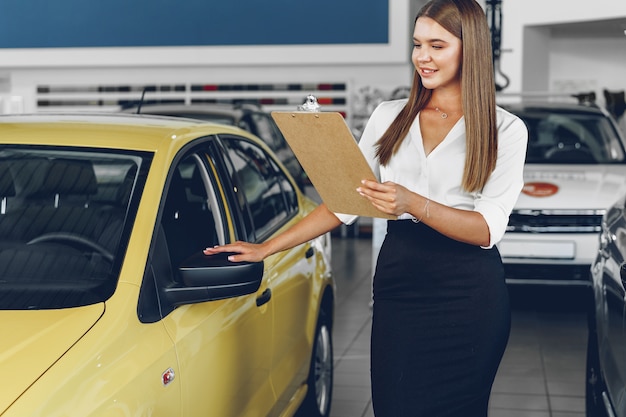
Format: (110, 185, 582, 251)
(145, 145, 276, 417)
(218, 135, 318, 407)
(267, 236, 320, 408)
(597, 209, 626, 413)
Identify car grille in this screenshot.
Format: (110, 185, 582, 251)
(506, 209, 605, 233)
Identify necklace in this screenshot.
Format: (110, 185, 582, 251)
(434, 107, 448, 119)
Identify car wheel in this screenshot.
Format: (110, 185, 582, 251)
(586, 318, 609, 417)
(298, 308, 333, 417)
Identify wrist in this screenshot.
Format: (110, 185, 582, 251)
(411, 198, 431, 224)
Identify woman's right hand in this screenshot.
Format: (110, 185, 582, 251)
(203, 241, 269, 263)
(204, 203, 342, 264)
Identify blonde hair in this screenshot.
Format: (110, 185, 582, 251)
(375, 0, 497, 192)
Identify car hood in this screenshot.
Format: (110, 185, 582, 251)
(0, 303, 104, 414)
(516, 164, 626, 210)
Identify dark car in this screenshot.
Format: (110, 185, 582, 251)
(496, 101, 626, 286)
(121, 103, 309, 190)
(587, 193, 626, 416)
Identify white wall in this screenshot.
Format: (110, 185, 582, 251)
(500, 0, 626, 97)
(550, 37, 626, 94)
(7, 64, 412, 114)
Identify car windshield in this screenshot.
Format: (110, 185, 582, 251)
(514, 110, 626, 164)
(0, 146, 150, 310)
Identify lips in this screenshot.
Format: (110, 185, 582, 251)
(420, 68, 437, 76)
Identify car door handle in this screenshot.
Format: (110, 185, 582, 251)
(305, 247, 315, 259)
(256, 288, 272, 307)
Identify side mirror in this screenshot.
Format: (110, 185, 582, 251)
(163, 252, 263, 307)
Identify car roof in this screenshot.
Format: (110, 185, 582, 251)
(0, 112, 254, 152)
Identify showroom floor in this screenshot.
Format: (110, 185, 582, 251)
(328, 234, 589, 417)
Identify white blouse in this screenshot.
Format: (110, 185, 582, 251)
(336, 99, 528, 248)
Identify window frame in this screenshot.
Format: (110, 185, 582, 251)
(138, 137, 231, 322)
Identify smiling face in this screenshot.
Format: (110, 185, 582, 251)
(412, 16, 463, 93)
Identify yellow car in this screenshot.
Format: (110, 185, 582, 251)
(0, 113, 334, 417)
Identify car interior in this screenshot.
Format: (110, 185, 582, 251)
(520, 112, 624, 164)
(0, 150, 141, 309)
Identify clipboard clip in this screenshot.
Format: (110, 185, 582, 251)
(298, 95, 321, 112)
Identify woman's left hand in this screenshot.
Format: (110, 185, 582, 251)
(357, 180, 416, 217)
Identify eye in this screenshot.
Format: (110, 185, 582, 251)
(413, 43, 421, 49)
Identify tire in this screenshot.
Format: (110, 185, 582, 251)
(297, 308, 333, 417)
(586, 316, 609, 417)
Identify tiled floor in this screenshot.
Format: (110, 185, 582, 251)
(328, 235, 589, 417)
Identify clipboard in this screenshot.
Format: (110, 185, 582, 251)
(272, 111, 395, 219)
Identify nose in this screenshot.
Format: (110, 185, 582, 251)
(413, 47, 431, 64)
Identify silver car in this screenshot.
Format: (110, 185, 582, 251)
(498, 101, 626, 286)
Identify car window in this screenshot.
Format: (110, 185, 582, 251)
(515, 110, 626, 164)
(244, 112, 282, 151)
(220, 137, 298, 241)
(159, 153, 222, 270)
(0, 146, 149, 310)
(241, 112, 308, 189)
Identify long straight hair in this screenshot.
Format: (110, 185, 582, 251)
(375, 0, 497, 192)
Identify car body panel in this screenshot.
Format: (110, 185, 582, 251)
(517, 165, 626, 211)
(269, 242, 320, 404)
(0, 113, 333, 417)
(0, 304, 105, 414)
(161, 291, 276, 416)
(2, 284, 181, 417)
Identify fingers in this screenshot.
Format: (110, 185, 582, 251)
(357, 180, 396, 203)
(203, 242, 245, 259)
(357, 180, 411, 216)
(203, 243, 239, 255)
(359, 179, 389, 192)
(203, 241, 263, 263)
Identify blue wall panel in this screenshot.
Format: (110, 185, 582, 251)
(0, 0, 389, 48)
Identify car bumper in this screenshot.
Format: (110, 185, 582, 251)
(498, 232, 598, 285)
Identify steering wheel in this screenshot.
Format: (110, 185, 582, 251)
(27, 232, 114, 263)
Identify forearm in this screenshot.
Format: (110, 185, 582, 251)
(357, 180, 491, 247)
(262, 203, 343, 256)
(409, 194, 491, 247)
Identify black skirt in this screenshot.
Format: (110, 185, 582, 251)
(371, 220, 510, 417)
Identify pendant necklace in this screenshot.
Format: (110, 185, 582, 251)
(434, 107, 448, 119)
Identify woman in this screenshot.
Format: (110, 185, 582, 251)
(204, 0, 528, 415)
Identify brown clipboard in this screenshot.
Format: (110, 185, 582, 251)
(272, 111, 395, 219)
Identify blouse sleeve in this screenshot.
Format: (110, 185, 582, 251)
(475, 109, 528, 248)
